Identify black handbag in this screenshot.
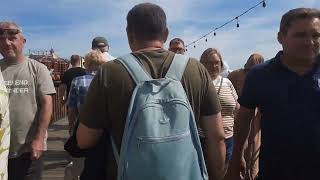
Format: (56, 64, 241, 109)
(64, 120, 89, 157)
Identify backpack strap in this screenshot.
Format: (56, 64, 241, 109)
(217, 77, 224, 95)
(112, 53, 152, 166)
(110, 136, 120, 166)
(118, 53, 152, 84)
(165, 54, 189, 81)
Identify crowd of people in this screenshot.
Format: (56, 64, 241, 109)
(0, 3, 319, 180)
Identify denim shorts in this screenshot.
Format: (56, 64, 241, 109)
(225, 137, 234, 161)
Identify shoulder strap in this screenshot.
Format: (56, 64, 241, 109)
(110, 136, 120, 166)
(165, 54, 189, 81)
(118, 53, 151, 83)
(217, 77, 223, 95)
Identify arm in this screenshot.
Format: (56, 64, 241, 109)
(246, 108, 261, 179)
(76, 122, 103, 149)
(31, 94, 53, 160)
(248, 109, 261, 146)
(31, 63, 56, 159)
(234, 102, 240, 117)
(200, 112, 226, 180)
(224, 106, 255, 180)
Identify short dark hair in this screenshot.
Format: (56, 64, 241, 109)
(70, 54, 81, 66)
(169, 38, 185, 47)
(200, 48, 224, 69)
(280, 8, 320, 34)
(127, 3, 167, 41)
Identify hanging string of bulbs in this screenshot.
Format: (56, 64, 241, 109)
(185, 0, 267, 51)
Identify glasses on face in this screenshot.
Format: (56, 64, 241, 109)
(169, 47, 185, 54)
(0, 28, 21, 37)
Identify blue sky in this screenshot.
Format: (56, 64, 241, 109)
(1, 0, 319, 69)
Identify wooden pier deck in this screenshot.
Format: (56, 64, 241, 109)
(42, 117, 70, 180)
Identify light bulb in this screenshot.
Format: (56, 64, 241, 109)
(262, 1, 266, 8)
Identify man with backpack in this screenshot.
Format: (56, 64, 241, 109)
(76, 3, 226, 180)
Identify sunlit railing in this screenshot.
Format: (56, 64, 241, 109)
(51, 81, 67, 123)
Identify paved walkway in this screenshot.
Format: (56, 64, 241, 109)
(42, 117, 70, 180)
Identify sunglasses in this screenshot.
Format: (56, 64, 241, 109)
(0, 28, 22, 36)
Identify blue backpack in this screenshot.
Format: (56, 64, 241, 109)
(111, 53, 208, 180)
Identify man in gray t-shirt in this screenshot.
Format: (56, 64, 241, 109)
(0, 21, 55, 180)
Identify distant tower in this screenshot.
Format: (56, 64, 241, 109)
(50, 48, 54, 55)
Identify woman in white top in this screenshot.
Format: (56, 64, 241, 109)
(0, 69, 10, 180)
(200, 48, 239, 167)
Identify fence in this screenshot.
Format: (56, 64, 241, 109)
(51, 82, 67, 123)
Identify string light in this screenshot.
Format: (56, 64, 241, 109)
(236, 17, 240, 28)
(185, 0, 267, 49)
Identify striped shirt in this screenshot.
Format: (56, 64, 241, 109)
(213, 75, 238, 138)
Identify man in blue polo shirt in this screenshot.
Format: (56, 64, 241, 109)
(225, 8, 320, 180)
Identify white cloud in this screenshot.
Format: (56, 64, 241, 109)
(2, 0, 319, 69)
(23, 0, 207, 58)
(181, 15, 281, 69)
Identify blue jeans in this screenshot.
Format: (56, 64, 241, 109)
(225, 137, 234, 161)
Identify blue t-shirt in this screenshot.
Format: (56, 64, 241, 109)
(238, 51, 320, 180)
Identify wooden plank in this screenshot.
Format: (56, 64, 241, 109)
(42, 117, 70, 180)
